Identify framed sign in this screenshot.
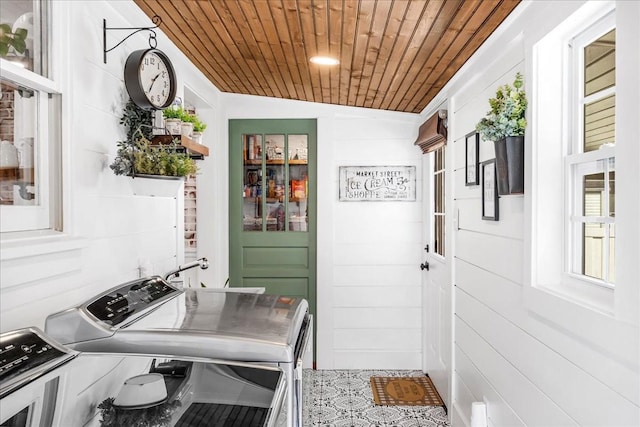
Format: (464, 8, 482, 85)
(482, 159, 499, 221)
(339, 166, 416, 201)
(465, 131, 479, 186)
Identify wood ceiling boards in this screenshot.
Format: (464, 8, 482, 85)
(134, 0, 520, 113)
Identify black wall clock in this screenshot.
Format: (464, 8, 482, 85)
(124, 48, 177, 110)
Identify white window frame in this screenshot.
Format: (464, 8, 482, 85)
(432, 146, 445, 259)
(566, 14, 616, 288)
(0, 1, 61, 234)
(520, 0, 640, 367)
(528, 1, 617, 316)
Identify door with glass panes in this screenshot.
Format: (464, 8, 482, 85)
(229, 119, 316, 320)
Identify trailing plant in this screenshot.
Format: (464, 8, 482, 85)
(0, 24, 28, 57)
(98, 397, 181, 427)
(121, 100, 153, 142)
(476, 72, 527, 141)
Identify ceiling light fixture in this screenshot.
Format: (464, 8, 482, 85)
(310, 56, 339, 66)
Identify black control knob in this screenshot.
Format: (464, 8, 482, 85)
(420, 262, 430, 271)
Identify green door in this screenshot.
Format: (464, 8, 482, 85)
(229, 119, 316, 322)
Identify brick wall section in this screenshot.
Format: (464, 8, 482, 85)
(185, 174, 197, 253)
(0, 84, 15, 142)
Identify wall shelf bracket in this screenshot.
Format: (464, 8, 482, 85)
(103, 15, 162, 64)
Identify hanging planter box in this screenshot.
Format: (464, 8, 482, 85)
(494, 135, 524, 195)
(130, 174, 184, 197)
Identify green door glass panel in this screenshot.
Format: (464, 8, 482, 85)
(229, 119, 317, 345)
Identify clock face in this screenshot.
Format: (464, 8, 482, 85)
(124, 49, 177, 110)
(139, 51, 172, 108)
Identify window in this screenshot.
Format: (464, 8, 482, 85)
(529, 2, 619, 314)
(0, 0, 60, 233)
(433, 147, 445, 256)
(567, 17, 615, 287)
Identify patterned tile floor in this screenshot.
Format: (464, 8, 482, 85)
(302, 370, 450, 427)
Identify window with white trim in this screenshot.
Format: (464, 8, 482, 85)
(530, 2, 619, 312)
(567, 16, 615, 287)
(433, 146, 445, 257)
(0, 0, 60, 233)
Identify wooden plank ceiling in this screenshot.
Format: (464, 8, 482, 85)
(134, 0, 520, 113)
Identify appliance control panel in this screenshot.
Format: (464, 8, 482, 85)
(85, 277, 179, 327)
(0, 328, 75, 396)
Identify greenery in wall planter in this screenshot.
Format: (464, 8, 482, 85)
(98, 396, 181, 427)
(0, 24, 28, 57)
(476, 72, 527, 195)
(110, 100, 197, 178)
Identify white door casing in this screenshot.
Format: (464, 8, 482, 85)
(421, 146, 452, 411)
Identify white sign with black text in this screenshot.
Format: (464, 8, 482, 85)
(339, 166, 416, 201)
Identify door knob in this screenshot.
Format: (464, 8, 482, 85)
(420, 262, 430, 271)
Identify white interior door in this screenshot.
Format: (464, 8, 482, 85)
(421, 146, 452, 410)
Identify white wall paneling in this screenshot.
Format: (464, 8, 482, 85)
(420, 1, 640, 425)
(0, 0, 222, 332)
(454, 347, 526, 427)
(223, 94, 422, 369)
(457, 319, 577, 426)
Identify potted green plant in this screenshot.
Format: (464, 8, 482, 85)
(162, 106, 183, 135)
(191, 118, 207, 143)
(179, 111, 196, 137)
(476, 72, 527, 195)
(98, 396, 181, 427)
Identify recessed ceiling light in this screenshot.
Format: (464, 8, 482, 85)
(310, 56, 339, 66)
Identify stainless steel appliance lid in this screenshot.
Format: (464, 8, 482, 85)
(126, 290, 308, 346)
(44, 276, 309, 363)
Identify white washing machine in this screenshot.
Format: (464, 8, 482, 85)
(44, 276, 311, 427)
(1, 328, 288, 426)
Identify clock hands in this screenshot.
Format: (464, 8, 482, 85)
(148, 73, 161, 93)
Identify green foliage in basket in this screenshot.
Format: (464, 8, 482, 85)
(110, 100, 197, 177)
(476, 72, 527, 142)
(133, 136, 197, 177)
(110, 130, 197, 177)
(98, 397, 181, 427)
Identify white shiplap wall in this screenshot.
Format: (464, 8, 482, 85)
(424, 1, 640, 425)
(0, 0, 222, 332)
(222, 95, 422, 369)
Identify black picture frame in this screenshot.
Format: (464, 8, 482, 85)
(465, 131, 479, 186)
(481, 159, 499, 221)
